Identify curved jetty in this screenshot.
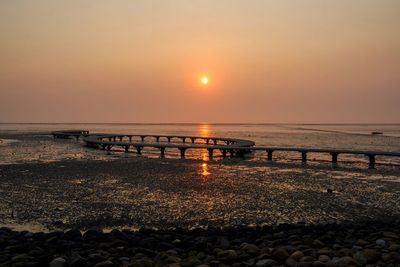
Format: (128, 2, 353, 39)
(52, 130, 400, 168)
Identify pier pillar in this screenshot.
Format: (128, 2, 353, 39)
(206, 138, 210, 144)
(331, 153, 338, 166)
(108, 138, 112, 142)
(124, 146, 129, 153)
(167, 137, 171, 143)
(368, 154, 376, 169)
(267, 150, 273, 161)
(190, 138, 195, 143)
(102, 145, 106, 150)
(128, 136, 132, 142)
(222, 149, 227, 158)
(179, 148, 186, 158)
(140, 136, 145, 142)
(135, 146, 142, 155)
(301, 151, 307, 163)
(156, 136, 160, 142)
(107, 145, 112, 151)
(159, 147, 165, 158)
(119, 137, 123, 141)
(182, 137, 186, 143)
(76, 136, 79, 141)
(213, 139, 217, 145)
(208, 148, 214, 160)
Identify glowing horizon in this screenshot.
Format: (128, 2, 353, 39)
(0, 0, 399, 123)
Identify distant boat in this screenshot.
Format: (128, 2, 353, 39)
(371, 131, 383, 135)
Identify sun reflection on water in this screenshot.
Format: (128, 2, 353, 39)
(201, 162, 210, 176)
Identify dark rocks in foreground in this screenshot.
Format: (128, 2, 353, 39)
(0, 221, 400, 267)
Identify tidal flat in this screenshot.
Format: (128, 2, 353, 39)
(1, 157, 400, 231)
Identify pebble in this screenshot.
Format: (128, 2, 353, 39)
(0, 222, 398, 267)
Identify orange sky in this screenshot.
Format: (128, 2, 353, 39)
(1, 0, 399, 123)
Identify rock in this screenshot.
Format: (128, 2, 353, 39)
(363, 249, 381, 263)
(300, 256, 314, 262)
(272, 247, 289, 262)
(12, 254, 34, 262)
(334, 256, 358, 267)
(129, 259, 153, 267)
(285, 257, 297, 267)
(383, 231, 399, 239)
(389, 251, 400, 262)
(355, 239, 369, 246)
(49, 257, 67, 267)
(218, 237, 230, 249)
(217, 250, 237, 263)
(388, 244, 400, 251)
(94, 261, 114, 267)
(290, 250, 304, 261)
(68, 252, 86, 267)
(352, 251, 367, 265)
(313, 261, 326, 267)
(241, 243, 260, 255)
(318, 255, 330, 263)
(375, 239, 386, 248)
(255, 259, 278, 267)
(313, 239, 325, 247)
(326, 188, 333, 193)
(181, 256, 202, 267)
(88, 254, 106, 263)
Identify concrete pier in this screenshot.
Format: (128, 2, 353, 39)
(53, 130, 400, 169)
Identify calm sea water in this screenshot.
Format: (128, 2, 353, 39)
(1, 123, 400, 165)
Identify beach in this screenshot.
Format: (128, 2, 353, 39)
(0, 126, 400, 266)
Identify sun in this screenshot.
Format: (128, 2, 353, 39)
(200, 76, 209, 85)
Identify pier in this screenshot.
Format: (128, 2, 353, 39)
(52, 131, 400, 169)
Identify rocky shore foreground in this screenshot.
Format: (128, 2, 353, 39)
(1, 220, 399, 267)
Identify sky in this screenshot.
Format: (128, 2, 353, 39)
(0, 0, 399, 123)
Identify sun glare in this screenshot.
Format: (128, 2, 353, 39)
(201, 76, 209, 85)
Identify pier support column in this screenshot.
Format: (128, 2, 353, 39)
(167, 137, 171, 143)
(206, 138, 210, 144)
(119, 137, 123, 141)
(208, 148, 214, 160)
(159, 147, 165, 158)
(301, 151, 307, 163)
(213, 139, 218, 145)
(113, 137, 116, 142)
(190, 138, 195, 143)
(267, 150, 273, 161)
(135, 146, 142, 155)
(368, 154, 376, 169)
(156, 136, 160, 142)
(182, 137, 186, 143)
(76, 136, 79, 141)
(179, 148, 187, 158)
(107, 145, 112, 151)
(129, 136, 132, 142)
(331, 153, 338, 166)
(124, 146, 129, 153)
(140, 136, 145, 142)
(222, 149, 227, 158)
(102, 145, 106, 150)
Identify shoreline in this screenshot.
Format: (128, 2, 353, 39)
(0, 220, 399, 266)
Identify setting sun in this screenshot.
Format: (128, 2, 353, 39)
(201, 76, 209, 85)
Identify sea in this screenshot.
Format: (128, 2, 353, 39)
(1, 123, 400, 166)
